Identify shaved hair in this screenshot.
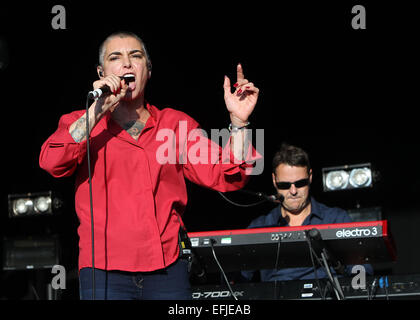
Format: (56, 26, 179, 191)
(98, 31, 152, 71)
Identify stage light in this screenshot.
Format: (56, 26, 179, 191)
(14, 199, 31, 215)
(322, 163, 373, 192)
(349, 167, 372, 188)
(8, 191, 62, 218)
(325, 170, 349, 191)
(2, 236, 60, 271)
(34, 196, 51, 213)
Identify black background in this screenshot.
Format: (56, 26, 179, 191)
(0, 1, 419, 299)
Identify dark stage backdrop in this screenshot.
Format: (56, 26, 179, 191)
(0, 1, 419, 298)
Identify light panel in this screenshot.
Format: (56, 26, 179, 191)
(322, 163, 373, 192)
(8, 191, 61, 218)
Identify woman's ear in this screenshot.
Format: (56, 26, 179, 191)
(97, 65, 104, 78)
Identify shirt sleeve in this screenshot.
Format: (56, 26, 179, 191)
(39, 111, 87, 178)
(181, 119, 261, 192)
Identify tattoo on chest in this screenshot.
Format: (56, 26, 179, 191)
(123, 120, 145, 140)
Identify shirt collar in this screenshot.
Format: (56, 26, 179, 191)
(102, 101, 158, 131)
(145, 102, 158, 123)
(308, 197, 325, 220)
(277, 197, 324, 226)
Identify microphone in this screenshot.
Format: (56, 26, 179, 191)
(255, 192, 284, 203)
(258, 193, 282, 203)
(239, 190, 283, 203)
(88, 75, 135, 100)
(275, 194, 285, 203)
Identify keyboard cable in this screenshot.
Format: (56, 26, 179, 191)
(209, 239, 238, 301)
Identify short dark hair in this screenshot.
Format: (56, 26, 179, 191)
(98, 31, 152, 71)
(272, 143, 311, 174)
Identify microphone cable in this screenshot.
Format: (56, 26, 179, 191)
(305, 232, 346, 300)
(305, 235, 326, 300)
(273, 234, 282, 300)
(83, 76, 133, 300)
(85, 94, 96, 300)
(217, 189, 280, 207)
(209, 239, 238, 301)
(217, 191, 267, 207)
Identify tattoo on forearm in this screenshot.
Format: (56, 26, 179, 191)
(70, 115, 87, 143)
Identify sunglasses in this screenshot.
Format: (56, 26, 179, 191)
(275, 178, 310, 190)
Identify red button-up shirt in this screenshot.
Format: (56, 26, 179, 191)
(39, 103, 257, 272)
